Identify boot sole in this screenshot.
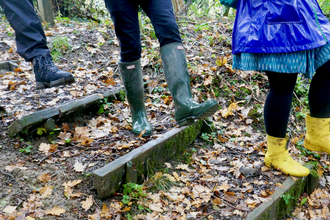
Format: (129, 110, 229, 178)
(36, 76, 75, 90)
(133, 130, 153, 137)
(264, 158, 310, 177)
(177, 101, 219, 127)
(304, 139, 330, 154)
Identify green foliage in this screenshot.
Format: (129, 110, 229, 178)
(296, 139, 321, 159)
(37, 127, 47, 136)
(281, 193, 294, 205)
(201, 132, 217, 144)
(139, 12, 157, 40)
(145, 172, 173, 191)
(189, 0, 223, 18)
(300, 197, 308, 206)
(51, 36, 71, 62)
(320, 0, 330, 16)
(51, 0, 107, 20)
(182, 151, 193, 164)
(121, 183, 147, 205)
(118, 90, 126, 101)
(97, 97, 112, 114)
(294, 76, 310, 107)
(19, 145, 33, 154)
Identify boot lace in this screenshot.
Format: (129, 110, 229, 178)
(37, 54, 59, 74)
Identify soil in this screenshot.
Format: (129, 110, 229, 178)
(0, 14, 304, 220)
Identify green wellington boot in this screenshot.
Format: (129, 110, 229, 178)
(160, 42, 219, 126)
(119, 59, 152, 137)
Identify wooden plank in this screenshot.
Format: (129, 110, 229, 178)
(93, 120, 203, 199)
(7, 87, 123, 137)
(37, 0, 55, 26)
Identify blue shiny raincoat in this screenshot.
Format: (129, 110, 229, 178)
(232, 0, 330, 54)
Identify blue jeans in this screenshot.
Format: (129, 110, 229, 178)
(0, 0, 49, 61)
(104, 0, 182, 62)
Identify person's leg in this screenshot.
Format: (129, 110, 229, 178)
(263, 71, 309, 177)
(309, 60, 330, 118)
(140, 0, 181, 47)
(0, 0, 75, 89)
(141, 0, 218, 126)
(103, 0, 141, 62)
(0, 0, 49, 61)
(304, 59, 330, 154)
(103, 0, 152, 136)
(264, 72, 298, 138)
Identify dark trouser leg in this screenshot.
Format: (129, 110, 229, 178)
(264, 72, 298, 138)
(103, 0, 152, 135)
(0, 0, 49, 61)
(141, 0, 182, 47)
(103, 0, 140, 62)
(309, 59, 330, 118)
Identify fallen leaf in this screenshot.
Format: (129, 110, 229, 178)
(100, 204, 111, 218)
(45, 206, 65, 216)
(63, 179, 82, 198)
(218, 183, 231, 192)
(291, 176, 298, 181)
(204, 75, 213, 86)
(63, 179, 82, 188)
(81, 195, 94, 212)
(79, 138, 94, 145)
(73, 161, 87, 172)
(212, 198, 222, 205)
(39, 143, 51, 155)
(40, 185, 53, 197)
(176, 164, 192, 172)
(88, 211, 101, 220)
(3, 205, 16, 214)
(172, 172, 181, 181)
(164, 162, 172, 168)
(163, 174, 176, 182)
(149, 203, 163, 212)
(38, 173, 52, 183)
(4, 164, 27, 171)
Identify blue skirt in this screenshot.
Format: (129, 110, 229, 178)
(232, 43, 330, 79)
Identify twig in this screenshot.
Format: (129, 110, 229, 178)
(115, 213, 122, 220)
(82, 146, 114, 173)
(16, 198, 23, 207)
(38, 136, 119, 165)
(212, 194, 250, 212)
(38, 147, 72, 165)
(293, 91, 306, 110)
(177, 20, 198, 25)
(0, 168, 15, 179)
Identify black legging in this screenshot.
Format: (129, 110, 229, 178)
(264, 59, 330, 138)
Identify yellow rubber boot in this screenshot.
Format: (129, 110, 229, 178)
(304, 113, 330, 154)
(264, 135, 310, 177)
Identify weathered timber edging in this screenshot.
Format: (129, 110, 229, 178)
(93, 120, 203, 199)
(7, 87, 123, 137)
(245, 166, 319, 220)
(0, 60, 19, 71)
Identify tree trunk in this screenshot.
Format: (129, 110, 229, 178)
(172, 0, 188, 15)
(37, 0, 55, 25)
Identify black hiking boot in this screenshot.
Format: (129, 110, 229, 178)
(32, 54, 75, 89)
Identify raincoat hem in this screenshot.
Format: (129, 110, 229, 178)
(233, 40, 328, 54)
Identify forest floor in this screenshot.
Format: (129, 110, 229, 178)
(0, 10, 330, 220)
